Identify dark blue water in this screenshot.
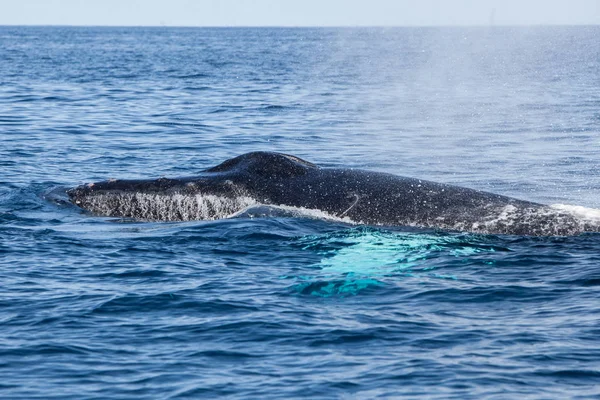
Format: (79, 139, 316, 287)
(2, 26, 600, 398)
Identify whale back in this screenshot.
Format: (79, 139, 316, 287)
(206, 152, 318, 178)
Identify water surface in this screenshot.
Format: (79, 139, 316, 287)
(1, 26, 600, 398)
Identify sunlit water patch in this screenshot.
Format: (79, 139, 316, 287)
(287, 228, 501, 296)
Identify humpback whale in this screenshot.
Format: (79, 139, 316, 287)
(67, 151, 597, 236)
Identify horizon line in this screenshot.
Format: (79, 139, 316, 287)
(1, 23, 599, 29)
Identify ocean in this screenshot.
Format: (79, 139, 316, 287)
(1, 26, 600, 398)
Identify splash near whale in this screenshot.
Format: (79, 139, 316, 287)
(67, 151, 600, 236)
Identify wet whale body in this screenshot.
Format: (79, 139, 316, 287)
(68, 151, 597, 236)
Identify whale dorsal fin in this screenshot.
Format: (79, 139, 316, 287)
(207, 152, 318, 178)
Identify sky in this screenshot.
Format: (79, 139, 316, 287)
(1, 0, 599, 27)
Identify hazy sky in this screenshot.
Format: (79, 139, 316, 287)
(1, 0, 599, 27)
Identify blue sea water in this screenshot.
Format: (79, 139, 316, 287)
(1, 26, 600, 398)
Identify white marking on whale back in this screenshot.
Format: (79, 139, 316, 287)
(80, 192, 258, 221)
(550, 204, 600, 223)
(232, 204, 357, 224)
(465, 203, 599, 236)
